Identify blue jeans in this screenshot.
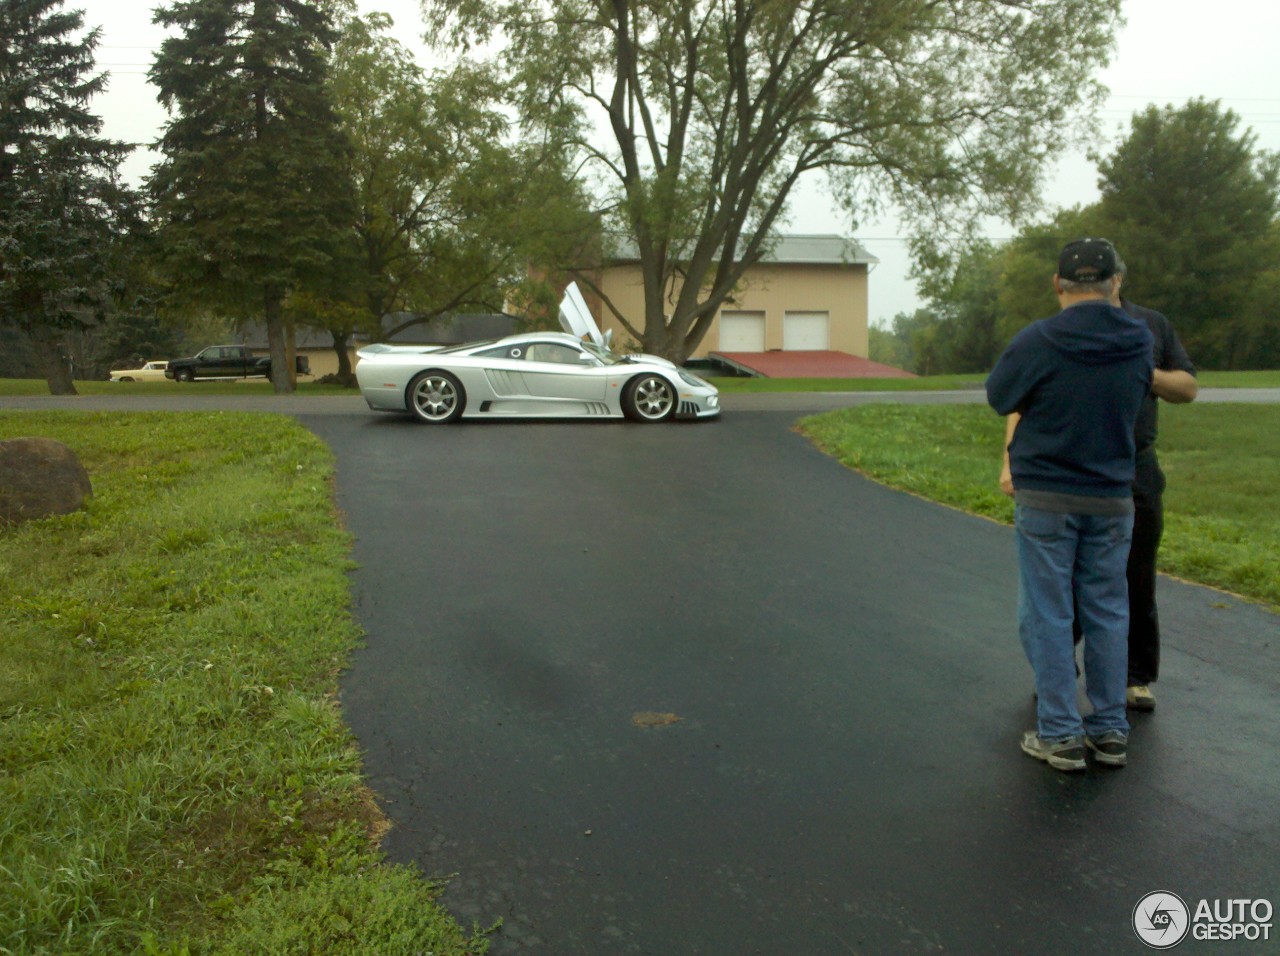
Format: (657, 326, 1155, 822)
(1016, 504, 1133, 740)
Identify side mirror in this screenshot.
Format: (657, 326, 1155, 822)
(577, 352, 597, 364)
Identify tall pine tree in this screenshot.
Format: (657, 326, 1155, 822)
(148, 0, 355, 392)
(1, 0, 132, 394)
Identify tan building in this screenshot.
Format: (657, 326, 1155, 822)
(595, 234, 877, 360)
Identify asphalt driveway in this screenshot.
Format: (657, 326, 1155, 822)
(302, 408, 1280, 955)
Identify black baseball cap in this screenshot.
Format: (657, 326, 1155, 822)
(1058, 238, 1118, 282)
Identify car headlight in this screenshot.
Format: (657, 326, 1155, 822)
(678, 370, 710, 389)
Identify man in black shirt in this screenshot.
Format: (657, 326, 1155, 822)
(1117, 260, 1198, 711)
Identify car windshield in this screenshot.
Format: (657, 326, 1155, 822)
(581, 341, 626, 365)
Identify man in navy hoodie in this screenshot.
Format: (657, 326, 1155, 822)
(986, 238, 1153, 772)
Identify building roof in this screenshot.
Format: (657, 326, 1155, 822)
(607, 233, 878, 266)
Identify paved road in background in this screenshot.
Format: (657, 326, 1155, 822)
(5, 391, 1278, 952)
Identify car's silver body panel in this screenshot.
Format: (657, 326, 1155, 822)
(355, 286, 719, 422)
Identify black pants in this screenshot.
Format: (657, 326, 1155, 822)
(1073, 451, 1166, 685)
(1126, 452, 1165, 685)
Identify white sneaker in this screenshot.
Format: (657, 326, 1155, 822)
(1126, 685, 1156, 712)
(1021, 731, 1086, 772)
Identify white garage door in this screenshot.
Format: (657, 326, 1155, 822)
(719, 311, 766, 351)
(783, 311, 830, 350)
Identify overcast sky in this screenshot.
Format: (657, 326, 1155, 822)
(80, 0, 1280, 326)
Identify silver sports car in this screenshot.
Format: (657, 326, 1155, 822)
(355, 284, 720, 424)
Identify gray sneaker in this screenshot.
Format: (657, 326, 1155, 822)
(1021, 731, 1086, 771)
(1086, 731, 1129, 767)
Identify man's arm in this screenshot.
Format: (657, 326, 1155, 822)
(1000, 412, 1021, 497)
(1152, 368, 1198, 404)
(1145, 307, 1198, 403)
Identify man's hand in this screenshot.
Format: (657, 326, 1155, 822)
(1000, 412, 1020, 497)
(1000, 461, 1015, 497)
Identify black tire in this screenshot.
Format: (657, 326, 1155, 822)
(175, 368, 194, 383)
(407, 370, 466, 423)
(119, 376, 134, 382)
(622, 374, 677, 423)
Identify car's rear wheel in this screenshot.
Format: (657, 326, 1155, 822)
(622, 374, 676, 423)
(407, 370, 465, 423)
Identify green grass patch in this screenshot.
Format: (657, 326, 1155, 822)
(798, 404, 1280, 609)
(0, 412, 489, 955)
(707, 369, 1278, 392)
(1193, 370, 1280, 388)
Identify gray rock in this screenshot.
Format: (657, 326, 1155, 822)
(0, 437, 93, 526)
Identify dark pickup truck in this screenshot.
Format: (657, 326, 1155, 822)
(165, 345, 310, 382)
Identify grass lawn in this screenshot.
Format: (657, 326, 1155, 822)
(798, 403, 1280, 610)
(1195, 369, 1280, 388)
(0, 412, 489, 955)
(708, 373, 987, 392)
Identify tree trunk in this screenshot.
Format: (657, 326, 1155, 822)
(332, 329, 355, 386)
(30, 327, 79, 396)
(285, 316, 298, 388)
(264, 287, 294, 394)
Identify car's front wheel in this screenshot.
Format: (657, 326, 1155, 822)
(622, 374, 676, 423)
(407, 370, 465, 423)
(175, 368, 194, 382)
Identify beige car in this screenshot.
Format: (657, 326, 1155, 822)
(109, 360, 170, 383)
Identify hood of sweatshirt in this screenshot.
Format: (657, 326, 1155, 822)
(1035, 300, 1152, 365)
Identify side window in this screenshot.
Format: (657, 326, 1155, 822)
(474, 345, 525, 360)
(526, 343, 582, 365)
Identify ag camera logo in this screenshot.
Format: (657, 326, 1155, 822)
(1133, 891, 1190, 949)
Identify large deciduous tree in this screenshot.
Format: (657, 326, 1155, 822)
(1, 0, 133, 394)
(424, 0, 1122, 361)
(298, 12, 594, 381)
(1096, 99, 1280, 369)
(148, 0, 356, 392)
